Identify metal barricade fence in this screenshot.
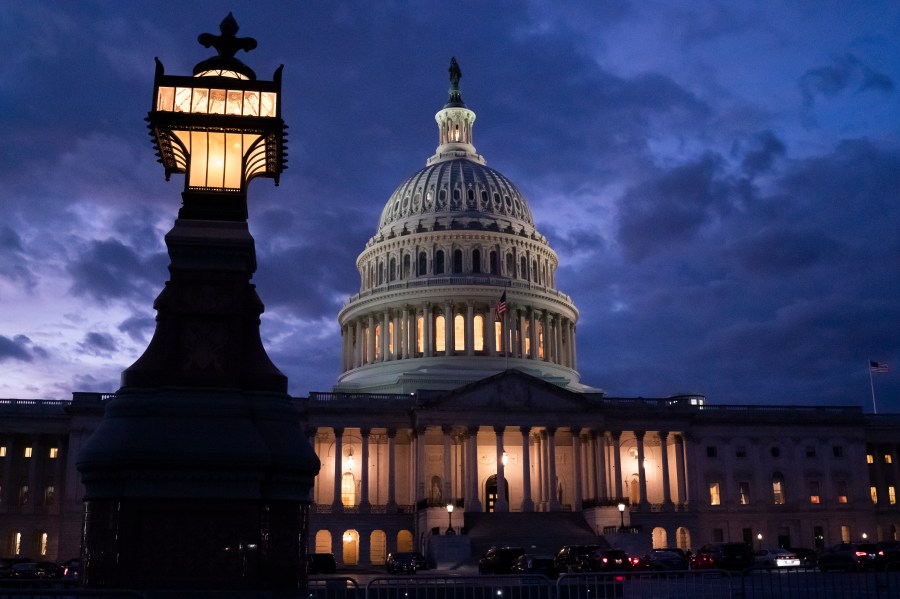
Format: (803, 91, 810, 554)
(0, 589, 145, 599)
(307, 575, 362, 599)
(740, 567, 900, 599)
(557, 570, 737, 599)
(366, 574, 553, 599)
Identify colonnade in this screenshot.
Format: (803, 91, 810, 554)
(340, 302, 576, 373)
(311, 425, 691, 512)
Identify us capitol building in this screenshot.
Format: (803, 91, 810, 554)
(2, 60, 899, 567)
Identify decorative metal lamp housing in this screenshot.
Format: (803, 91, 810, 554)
(148, 12, 287, 220)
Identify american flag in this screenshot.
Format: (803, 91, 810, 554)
(496, 291, 507, 320)
(870, 361, 889, 373)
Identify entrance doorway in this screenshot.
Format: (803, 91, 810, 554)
(485, 475, 510, 512)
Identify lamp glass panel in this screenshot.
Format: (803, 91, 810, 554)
(206, 131, 226, 188)
(209, 89, 226, 114)
(260, 92, 277, 117)
(224, 133, 243, 189)
(243, 91, 260, 116)
(174, 87, 192, 112)
(189, 130, 208, 187)
(191, 88, 209, 113)
(226, 90, 243, 115)
(157, 87, 175, 111)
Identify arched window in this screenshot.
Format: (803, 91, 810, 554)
(341, 472, 356, 506)
(416, 316, 424, 354)
(397, 530, 414, 553)
(435, 250, 445, 274)
(772, 472, 786, 505)
(342, 530, 359, 566)
(453, 249, 463, 273)
(378, 262, 384, 285)
(430, 475, 444, 503)
(474, 315, 485, 351)
(418, 251, 427, 276)
(454, 314, 465, 351)
(495, 321, 504, 352)
(389, 258, 396, 282)
(489, 251, 499, 275)
(388, 322, 394, 356)
(374, 324, 381, 361)
(532, 260, 538, 283)
(435, 315, 446, 352)
(520, 257, 527, 279)
(524, 321, 531, 356)
(506, 254, 514, 277)
(315, 530, 332, 554)
(472, 249, 481, 273)
(538, 322, 545, 359)
(370, 531, 387, 566)
(403, 254, 411, 279)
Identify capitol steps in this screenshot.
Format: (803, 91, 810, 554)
(463, 511, 608, 558)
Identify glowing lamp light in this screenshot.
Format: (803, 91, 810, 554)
(342, 532, 352, 543)
(757, 533, 763, 540)
(501, 451, 508, 466)
(617, 502, 626, 530)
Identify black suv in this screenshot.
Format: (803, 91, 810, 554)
(690, 542, 754, 571)
(478, 546, 525, 574)
(554, 544, 603, 574)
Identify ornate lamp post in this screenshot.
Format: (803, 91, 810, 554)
(617, 502, 626, 530)
(446, 503, 455, 535)
(77, 15, 319, 591)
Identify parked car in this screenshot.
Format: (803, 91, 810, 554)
(639, 549, 689, 571)
(510, 554, 558, 579)
(386, 552, 419, 575)
(786, 547, 817, 568)
(478, 546, 525, 575)
(817, 543, 879, 572)
(754, 548, 801, 569)
(307, 552, 337, 575)
(582, 549, 633, 573)
(4, 561, 65, 580)
(690, 542, 754, 571)
(554, 544, 602, 574)
(875, 542, 900, 570)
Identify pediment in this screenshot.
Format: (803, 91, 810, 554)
(417, 369, 592, 414)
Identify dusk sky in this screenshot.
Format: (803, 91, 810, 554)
(1, 2, 898, 411)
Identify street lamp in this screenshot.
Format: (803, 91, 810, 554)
(617, 502, 626, 530)
(446, 503, 455, 535)
(757, 532, 763, 549)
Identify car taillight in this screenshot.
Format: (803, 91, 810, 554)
(630, 557, 640, 565)
(602, 557, 609, 563)
(64, 567, 69, 576)
(855, 551, 867, 557)
(879, 551, 885, 556)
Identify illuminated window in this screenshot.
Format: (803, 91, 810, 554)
(387, 322, 394, 356)
(19, 485, 28, 506)
(524, 321, 531, 355)
(435, 315, 446, 352)
(341, 473, 356, 507)
(24, 447, 32, 458)
(374, 324, 381, 361)
(40, 533, 48, 556)
(772, 473, 785, 505)
(890, 486, 897, 505)
(841, 525, 851, 543)
(0, 446, 6, 457)
(537, 323, 544, 359)
(708, 482, 721, 506)
(454, 314, 465, 351)
(13, 532, 21, 556)
(738, 482, 750, 505)
(495, 321, 503, 352)
(416, 316, 424, 354)
(837, 480, 848, 504)
(473, 315, 484, 351)
(871, 486, 878, 504)
(886, 455, 893, 464)
(809, 481, 821, 504)
(867, 454, 874, 464)
(44, 486, 55, 506)
(49, 447, 58, 459)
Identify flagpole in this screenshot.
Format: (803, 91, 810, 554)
(869, 359, 878, 414)
(505, 309, 510, 371)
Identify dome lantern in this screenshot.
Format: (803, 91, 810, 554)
(427, 57, 485, 166)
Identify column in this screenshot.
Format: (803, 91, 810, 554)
(611, 431, 624, 499)
(332, 428, 344, 512)
(415, 427, 426, 504)
(381, 309, 390, 361)
(520, 426, 534, 512)
(366, 314, 376, 364)
(360, 428, 371, 512)
(466, 301, 475, 356)
(518, 309, 527, 358)
(594, 431, 608, 500)
(528, 308, 538, 359)
(494, 425, 508, 512)
(572, 428, 583, 511)
(570, 321, 578, 370)
(540, 431, 551, 510)
(444, 301, 453, 354)
(386, 429, 397, 509)
(547, 427, 560, 511)
(466, 426, 482, 511)
(541, 311, 551, 362)
(636, 430, 648, 509)
(393, 310, 401, 360)
(674, 433, 687, 505)
(659, 431, 673, 508)
(402, 307, 411, 359)
(535, 433, 545, 510)
(487, 306, 497, 356)
(424, 304, 433, 357)
(442, 426, 453, 502)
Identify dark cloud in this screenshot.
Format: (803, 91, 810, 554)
(67, 238, 159, 303)
(740, 130, 786, 176)
(728, 227, 843, 275)
(78, 332, 118, 357)
(117, 314, 156, 344)
(0, 335, 33, 363)
(800, 54, 895, 107)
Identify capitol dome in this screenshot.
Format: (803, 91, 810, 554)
(335, 58, 588, 394)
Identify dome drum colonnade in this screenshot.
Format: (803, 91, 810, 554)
(336, 58, 580, 392)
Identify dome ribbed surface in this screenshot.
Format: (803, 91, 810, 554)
(376, 159, 534, 232)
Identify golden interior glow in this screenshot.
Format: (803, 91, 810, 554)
(709, 482, 721, 506)
(49, 447, 58, 459)
(501, 451, 508, 466)
(158, 86, 277, 117)
(172, 130, 264, 190)
(435, 315, 446, 352)
(495, 321, 503, 352)
(473, 315, 484, 351)
(40, 533, 48, 556)
(416, 316, 424, 353)
(388, 322, 394, 355)
(454, 314, 465, 351)
(341, 473, 355, 507)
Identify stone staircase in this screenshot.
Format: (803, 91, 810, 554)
(464, 511, 608, 558)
